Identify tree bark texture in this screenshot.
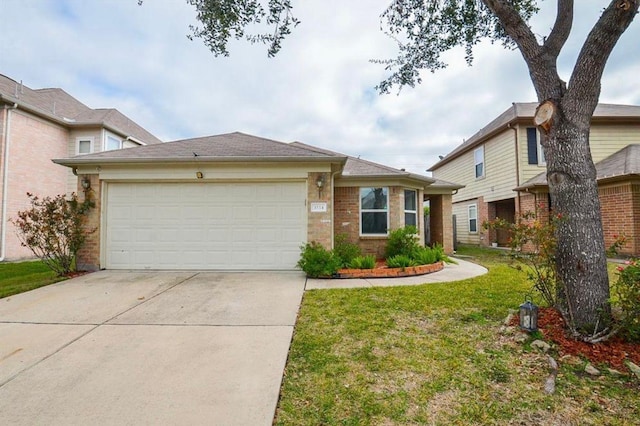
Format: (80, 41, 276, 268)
(545, 111, 610, 333)
(484, 0, 639, 335)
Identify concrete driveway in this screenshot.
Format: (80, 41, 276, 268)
(0, 271, 305, 426)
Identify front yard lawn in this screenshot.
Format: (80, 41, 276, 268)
(0, 261, 65, 298)
(275, 246, 640, 425)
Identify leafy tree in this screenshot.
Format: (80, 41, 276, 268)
(12, 193, 95, 276)
(174, 0, 638, 339)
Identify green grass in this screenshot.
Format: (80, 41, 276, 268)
(275, 245, 640, 425)
(0, 261, 65, 298)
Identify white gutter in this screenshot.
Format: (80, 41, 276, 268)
(0, 103, 18, 261)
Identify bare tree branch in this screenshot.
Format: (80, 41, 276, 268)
(543, 0, 573, 58)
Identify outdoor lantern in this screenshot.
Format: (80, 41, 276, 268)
(81, 177, 91, 190)
(519, 298, 538, 332)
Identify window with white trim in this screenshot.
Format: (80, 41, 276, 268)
(537, 132, 546, 165)
(105, 133, 123, 151)
(76, 137, 94, 155)
(360, 187, 388, 235)
(468, 204, 478, 233)
(404, 189, 418, 228)
(474, 146, 484, 178)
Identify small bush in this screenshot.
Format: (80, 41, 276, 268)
(614, 259, 640, 342)
(413, 246, 438, 265)
(386, 255, 417, 269)
(348, 255, 376, 269)
(334, 233, 362, 267)
(296, 242, 342, 278)
(431, 243, 457, 264)
(12, 192, 94, 276)
(385, 226, 419, 259)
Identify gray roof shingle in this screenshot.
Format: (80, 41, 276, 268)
(56, 132, 346, 164)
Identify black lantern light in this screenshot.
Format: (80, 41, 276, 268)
(519, 297, 538, 332)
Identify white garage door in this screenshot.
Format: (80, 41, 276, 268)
(105, 181, 306, 270)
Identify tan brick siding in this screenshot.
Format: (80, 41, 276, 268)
(76, 175, 101, 270)
(307, 172, 333, 249)
(0, 110, 70, 260)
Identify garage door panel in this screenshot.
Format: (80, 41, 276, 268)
(106, 182, 306, 270)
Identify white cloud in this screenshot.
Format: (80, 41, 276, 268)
(1, 0, 638, 174)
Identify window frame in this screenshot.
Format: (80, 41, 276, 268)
(359, 187, 389, 236)
(537, 130, 546, 166)
(474, 146, 485, 179)
(104, 131, 123, 151)
(404, 189, 418, 230)
(468, 204, 478, 234)
(75, 136, 94, 155)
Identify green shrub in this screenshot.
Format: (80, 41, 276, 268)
(386, 255, 417, 269)
(334, 233, 362, 267)
(385, 226, 419, 259)
(614, 259, 640, 342)
(297, 242, 342, 278)
(413, 247, 438, 265)
(348, 255, 376, 269)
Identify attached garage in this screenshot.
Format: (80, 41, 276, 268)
(105, 181, 306, 270)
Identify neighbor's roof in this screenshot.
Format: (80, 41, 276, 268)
(429, 102, 640, 171)
(516, 144, 640, 191)
(0, 74, 162, 145)
(54, 132, 348, 166)
(290, 141, 463, 188)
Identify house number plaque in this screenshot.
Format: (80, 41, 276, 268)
(310, 202, 327, 213)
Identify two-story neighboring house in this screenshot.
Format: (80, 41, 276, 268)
(0, 74, 162, 260)
(429, 102, 640, 255)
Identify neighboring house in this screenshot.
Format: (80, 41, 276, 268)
(54, 132, 463, 271)
(0, 74, 162, 260)
(429, 102, 640, 255)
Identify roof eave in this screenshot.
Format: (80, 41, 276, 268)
(53, 155, 348, 167)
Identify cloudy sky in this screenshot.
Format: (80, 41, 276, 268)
(2, 1, 639, 174)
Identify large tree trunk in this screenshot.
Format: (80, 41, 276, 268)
(544, 110, 610, 335)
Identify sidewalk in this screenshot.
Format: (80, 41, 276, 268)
(305, 258, 488, 290)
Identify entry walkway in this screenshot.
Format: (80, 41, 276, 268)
(305, 258, 488, 289)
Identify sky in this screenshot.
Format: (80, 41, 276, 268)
(1, 0, 639, 175)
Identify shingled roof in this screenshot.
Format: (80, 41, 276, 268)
(290, 141, 462, 189)
(0, 74, 161, 145)
(516, 144, 640, 191)
(429, 102, 640, 171)
(55, 132, 347, 165)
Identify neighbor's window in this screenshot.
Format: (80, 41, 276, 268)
(474, 146, 484, 178)
(360, 187, 388, 235)
(105, 133, 122, 151)
(404, 189, 418, 228)
(468, 204, 478, 233)
(76, 137, 94, 155)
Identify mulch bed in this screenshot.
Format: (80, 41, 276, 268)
(531, 307, 640, 372)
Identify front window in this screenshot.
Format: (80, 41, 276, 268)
(404, 189, 418, 228)
(360, 187, 388, 235)
(468, 204, 478, 233)
(474, 146, 484, 178)
(105, 133, 122, 151)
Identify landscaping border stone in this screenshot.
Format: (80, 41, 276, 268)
(336, 261, 444, 279)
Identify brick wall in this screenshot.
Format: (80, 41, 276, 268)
(599, 183, 639, 256)
(76, 175, 101, 271)
(307, 172, 333, 249)
(1, 110, 70, 260)
(428, 194, 454, 254)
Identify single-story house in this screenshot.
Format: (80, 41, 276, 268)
(54, 132, 462, 271)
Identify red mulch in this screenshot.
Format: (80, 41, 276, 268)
(513, 307, 640, 372)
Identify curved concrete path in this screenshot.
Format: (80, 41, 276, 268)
(305, 257, 488, 290)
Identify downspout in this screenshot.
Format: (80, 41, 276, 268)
(0, 103, 18, 261)
(510, 123, 521, 214)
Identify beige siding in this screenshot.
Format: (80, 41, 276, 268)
(589, 124, 640, 162)
(434, 129, 518, 204)
(452, 200, 480, 245)
(517, 125, 546, 184)
(67, 129, 103, 194)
